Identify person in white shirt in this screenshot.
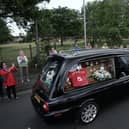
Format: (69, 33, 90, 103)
(49, 48, 57, 55)
(102, 43, 109, 49)
(17, 50, 30, 84)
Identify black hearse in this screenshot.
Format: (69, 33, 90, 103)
(31, 49, 129, 124)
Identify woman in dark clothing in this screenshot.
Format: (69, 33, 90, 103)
(0, 62, 4, 99)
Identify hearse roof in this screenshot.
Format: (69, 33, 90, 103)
(51, 48, 129, 60)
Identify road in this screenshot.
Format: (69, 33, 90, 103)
(1, 90, 129, 129)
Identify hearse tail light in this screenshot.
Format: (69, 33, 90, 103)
(43, 103, 49, 112)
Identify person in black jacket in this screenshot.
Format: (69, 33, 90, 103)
(0, 62, 4, 99)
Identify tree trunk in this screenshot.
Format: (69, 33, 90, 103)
(61, 36, 64, 46)
(35, 19, 40, 57)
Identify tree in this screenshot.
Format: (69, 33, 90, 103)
(25, 9, 54, 42)
(0, 0, 50, 57)
(0, 0, 50, 18)
(0, 0, 50, 33)
(0, 18, 11, 43)
(38, 9, 55, 39)
(51, 7, 83, 46)
(26, 7, 83, 46)
(84, 0, 129, 46)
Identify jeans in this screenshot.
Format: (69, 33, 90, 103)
(19, 66, 29, 81)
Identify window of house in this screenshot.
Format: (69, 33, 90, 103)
(64, 58, 115, 91)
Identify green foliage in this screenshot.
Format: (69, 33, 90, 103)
(51, 7, 83, 45)
(0, 0, 50, 18)
(0, 0, 50, 33)
(27, 7, 83, 46)
(0, 18, 11, 43)
(0, 42, 36, 65)
(38, 9, 55, 38)
(29, 55, 47, 69)
(85, 0, 129, 46)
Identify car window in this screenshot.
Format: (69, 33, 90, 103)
(120, 55, 129, 65)
(116, 55, 129, 77)
(64, 58, 115, 92)
(41, 59, 62, 91)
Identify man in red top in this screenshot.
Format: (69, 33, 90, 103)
(0, 62, 17, 100)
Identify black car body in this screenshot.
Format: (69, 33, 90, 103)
(31, 49, 129, 123)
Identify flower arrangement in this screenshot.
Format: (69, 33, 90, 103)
(92, 66, 112, 81)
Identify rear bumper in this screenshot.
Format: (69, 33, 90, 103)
(44, 108, 72, 117)
(31, 96, 73, 118)
(31, 96, 46, 116)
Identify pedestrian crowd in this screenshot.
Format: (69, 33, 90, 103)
(0, 50, 30, 101)
(73, 42, 129, 50)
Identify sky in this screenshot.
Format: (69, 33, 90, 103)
(9, 0, 96, 36)
(6, 18, 27, 37)
(41, 0, 95, 11)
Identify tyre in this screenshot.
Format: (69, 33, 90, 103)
(79, 101, 98, 124)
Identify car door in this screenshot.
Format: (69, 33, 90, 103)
(114, 55, 129, 97)
(50, 55, 129, 113)
(52, 56, 118, 111)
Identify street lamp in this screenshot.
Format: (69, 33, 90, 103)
(83, 0, 87, 47)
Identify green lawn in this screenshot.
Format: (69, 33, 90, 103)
(0, 41, 74, 65)
(0, 40, 85, 65)
(0, 42, 36, 65)
(2, 39, 129, 66)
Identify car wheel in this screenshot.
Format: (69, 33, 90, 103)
(80, 101, 98, 124)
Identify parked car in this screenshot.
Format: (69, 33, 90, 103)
(31, 48, 129, 124)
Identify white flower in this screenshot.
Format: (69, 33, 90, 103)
(93, 69, 112, 81)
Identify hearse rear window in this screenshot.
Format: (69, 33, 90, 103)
(41, 59, 62, 90)
(64, 58, 115, 91)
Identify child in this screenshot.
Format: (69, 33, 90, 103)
(0, 62, 17, 100)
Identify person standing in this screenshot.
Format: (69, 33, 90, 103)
(102, 43, 109, 48)
(85, 43, 92, 49)
(0, 63, 17, 100)
(0, 62, 4, 100)
(17, 50, 30, 84)
(120, 44, 124, 48)
(94, 44, 98, 49)
(73, 44, 81, 51)
(49, 47, 57, 55)
(126, 44, 129, 49)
